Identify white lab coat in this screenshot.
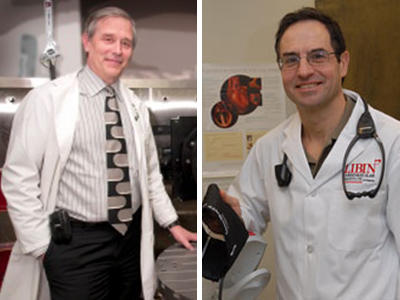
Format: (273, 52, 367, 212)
(0, 72, 178, 300)
(229, 90, 400, 300)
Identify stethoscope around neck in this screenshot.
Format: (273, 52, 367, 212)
(274, 98, 385, 200)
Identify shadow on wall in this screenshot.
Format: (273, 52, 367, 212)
(80, 0, 196, 27)
(0, 0, 73, 35)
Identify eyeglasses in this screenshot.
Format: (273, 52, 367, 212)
(278, 49, 337, 70)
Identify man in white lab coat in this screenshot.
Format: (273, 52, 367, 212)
(0, 6, 196, 300)
(222, 7, 400, 299)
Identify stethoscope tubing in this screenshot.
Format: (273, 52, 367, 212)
(276, 97, 385, 200)
(341, 133, 385, 200)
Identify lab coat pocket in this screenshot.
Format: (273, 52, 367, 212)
(328, 189, 387, 251)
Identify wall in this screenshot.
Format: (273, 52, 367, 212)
(0, 0, 196, 80)
(0, 0, 82, 78)
(202, 1, 314, 299)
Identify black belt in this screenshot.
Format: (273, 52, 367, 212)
(68, 207, 141, 230)
(69, 217, 110, 229)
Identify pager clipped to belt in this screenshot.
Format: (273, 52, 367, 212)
(202, 184, 249, 282)
(49, 209, 72, 244)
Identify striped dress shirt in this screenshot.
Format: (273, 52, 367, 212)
(56, 66, 141, 222)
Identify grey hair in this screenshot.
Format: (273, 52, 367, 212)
(83, 6, 137, 49)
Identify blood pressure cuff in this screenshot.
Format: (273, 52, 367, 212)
(202, 184, 249, 281)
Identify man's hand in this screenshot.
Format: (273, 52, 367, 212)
(169, 225, 197, 250)
(220, 189, 242, 218)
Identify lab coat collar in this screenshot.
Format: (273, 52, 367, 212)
(118, 82, 143, 164)
(281, 89, 375, 192)
(281, 113, 311, 184)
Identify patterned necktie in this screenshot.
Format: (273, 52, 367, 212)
(105, 86, 132, 235)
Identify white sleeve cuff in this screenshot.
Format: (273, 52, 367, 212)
(31, 244, 49, 258)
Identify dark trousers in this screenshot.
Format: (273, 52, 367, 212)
(43, 209, 142, 300)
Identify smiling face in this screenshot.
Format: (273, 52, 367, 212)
(82, 16, 134, 85)
(279, 20, 349, 111)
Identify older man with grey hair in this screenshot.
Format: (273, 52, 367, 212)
(0, 6, 196, 300)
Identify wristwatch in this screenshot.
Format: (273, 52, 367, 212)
(166, 219, 180, 229)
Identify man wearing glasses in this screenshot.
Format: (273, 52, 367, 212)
(221, 7, 400, 299)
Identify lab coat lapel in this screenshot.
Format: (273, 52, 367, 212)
(281, 113, 314, 185)
(119, 84, 143, 165)
(53, 73, 80, 166)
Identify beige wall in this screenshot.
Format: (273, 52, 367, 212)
(203, 0, 314, 299)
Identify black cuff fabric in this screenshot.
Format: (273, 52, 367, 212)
(166, 219, 180, 229)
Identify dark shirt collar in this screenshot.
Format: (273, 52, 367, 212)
(306, 95, 356, 177)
